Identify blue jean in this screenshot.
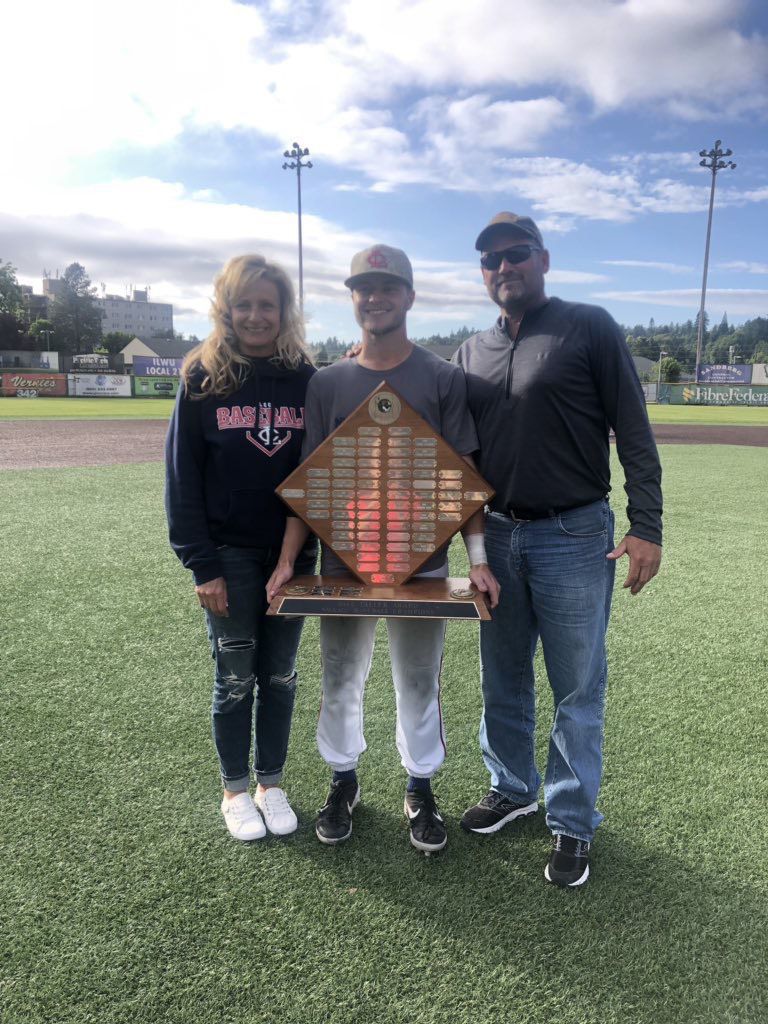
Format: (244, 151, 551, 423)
(205, 544, 315, 792)
(479, 500, 616, 842)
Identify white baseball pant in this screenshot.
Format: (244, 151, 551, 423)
(316, 613, 447, 778)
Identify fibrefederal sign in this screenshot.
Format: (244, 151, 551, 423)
(660, 384, 768, 406)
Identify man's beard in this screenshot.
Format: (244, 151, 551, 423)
(492, 279, 526, 313)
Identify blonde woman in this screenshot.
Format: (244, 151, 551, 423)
(165, 254, 316, 841)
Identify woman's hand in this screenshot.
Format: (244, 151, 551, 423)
(195, 576, 228, 617)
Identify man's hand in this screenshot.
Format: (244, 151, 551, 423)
(607, 535, 662, 595)
(266, 563, 295, 602)
(469, 563, 500, 609)
(195, 576, 228, 617)
(343, 343, 362, 360)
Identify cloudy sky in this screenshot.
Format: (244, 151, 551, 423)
(2, 0, 767, 342)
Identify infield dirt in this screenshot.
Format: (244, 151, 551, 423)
(1, 418, 767, 471)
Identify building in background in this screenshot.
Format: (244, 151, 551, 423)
(96, 288, 174, 339)
(119, 336, 196, 369)
(42, 277, 67, 300)
(20, 286, 49, 321)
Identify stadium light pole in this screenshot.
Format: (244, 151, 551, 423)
(282, 142, 313, 313)
(695, 140, 736, 381)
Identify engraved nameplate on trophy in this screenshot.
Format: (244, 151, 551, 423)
(270, 381, 495, 619)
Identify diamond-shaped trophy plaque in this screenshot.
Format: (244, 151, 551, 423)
(268, 382, 495, 620)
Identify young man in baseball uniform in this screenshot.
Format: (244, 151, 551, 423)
(268, 245, 498, 853)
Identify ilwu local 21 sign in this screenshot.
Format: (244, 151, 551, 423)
(132, 356, 184, 377)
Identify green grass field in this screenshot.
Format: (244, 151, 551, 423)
(2, 447, 767, 1024)
(0, 397, 174, 419)
(2, 395, 768, 426)
(645, 404, 768, 425)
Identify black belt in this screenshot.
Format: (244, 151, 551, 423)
(505, 506, 558, 522)
(499, 499, 604, 523)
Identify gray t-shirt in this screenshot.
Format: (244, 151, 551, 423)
(302, 344, 479, 575)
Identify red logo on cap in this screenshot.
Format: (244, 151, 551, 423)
(367, 250, 388, 269)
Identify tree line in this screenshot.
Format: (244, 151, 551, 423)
(624, 313, 768, 371)
(0, 260, 107, 353)
(4, 257, 767, 366)
(0, 259, 188, 355)
(309, 317, 768, 370)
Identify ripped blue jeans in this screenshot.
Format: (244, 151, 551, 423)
(205, 544, 315, 791)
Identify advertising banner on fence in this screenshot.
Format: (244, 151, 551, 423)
(72, 353, 110, 372)
(132, 375, 179, 398)
(68, 373, 132, 397)
(698, 364, 752, 383)
(132, 356, 184, 377)
(751, 363, 768, 385)
(1, 372, 67, 397)
(659, 384, 768, 406)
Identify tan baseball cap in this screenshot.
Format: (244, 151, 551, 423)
(475, 212, 544, 251)
(345, 244, 414, 289)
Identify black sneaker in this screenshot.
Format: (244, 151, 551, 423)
(460, 790, 538, 834)
(404, 791, 447, 853)
(315, 779, 360, 845)
(544, 834, 590, 888)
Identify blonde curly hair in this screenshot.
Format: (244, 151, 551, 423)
(182, 254, 313, 397)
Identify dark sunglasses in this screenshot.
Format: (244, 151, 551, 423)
(480, 245, 540, 270)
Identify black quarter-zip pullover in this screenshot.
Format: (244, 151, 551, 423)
(453, 297, 662, 545)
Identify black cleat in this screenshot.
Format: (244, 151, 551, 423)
(404, 790, 447, 853)
(315, 779, 360, 845)
(460, 790, 538, 834)
(544, 834, 590, 888)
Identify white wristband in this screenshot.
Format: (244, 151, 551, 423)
(464, 533, 487, 566)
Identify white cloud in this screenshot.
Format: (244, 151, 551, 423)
(412, 95, 568, 156)
(5, 176, 374, 332)
(602, 260, 694, 273)
(592, 288, 768, 316)
(550, 270, 610, 284)
(3, 0, 766, 342)
(4, 0, 766, 198)
(719, 261, 768, 275)
(341, 0, 767, 111)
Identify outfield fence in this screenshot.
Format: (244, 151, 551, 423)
(0, 371, 178, 399)
(4, 368, 768, 407)
(659, 383, 768, 406)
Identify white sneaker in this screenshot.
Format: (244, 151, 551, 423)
(255, 786, 298, 836)
(221, 792, 266, 841)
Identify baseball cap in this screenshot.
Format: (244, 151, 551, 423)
(345, 244, 414, 289)
(475, 212, 544, 252)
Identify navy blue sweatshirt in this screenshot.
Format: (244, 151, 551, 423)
(165, 357, 315, 585)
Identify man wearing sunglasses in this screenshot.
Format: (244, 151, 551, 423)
(453, 212, 662, 888)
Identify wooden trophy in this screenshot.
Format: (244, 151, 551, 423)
(268, 382, 494, 620)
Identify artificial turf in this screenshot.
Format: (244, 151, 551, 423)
(0, 397, 174, 419)
(645, 404, 768, 426)
(1, 447, 767, 1024)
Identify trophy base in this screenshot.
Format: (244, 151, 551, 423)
(268, 575, 491, 620)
